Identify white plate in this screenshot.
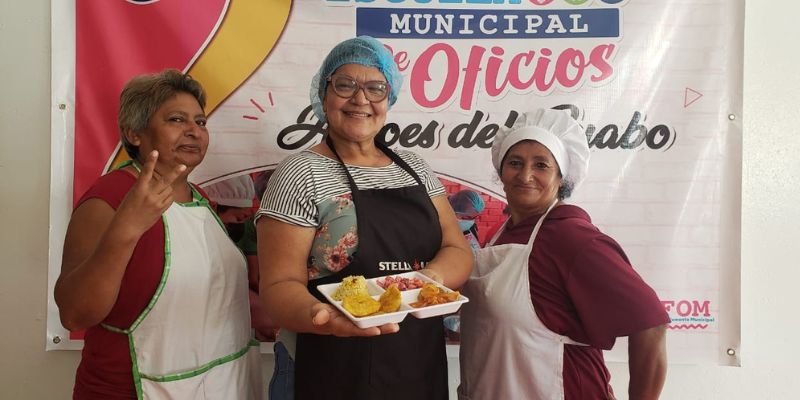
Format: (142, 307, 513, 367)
(317, 271, 469, 328)
(317, 278, 410, 329)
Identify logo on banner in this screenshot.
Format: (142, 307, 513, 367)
(662, 299, 716, 330)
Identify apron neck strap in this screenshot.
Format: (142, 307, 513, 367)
(488, 199, 559, 247)
(525, 199, 559, 247)
(324, 135, 423, 192)
(117, 159, 137, 171)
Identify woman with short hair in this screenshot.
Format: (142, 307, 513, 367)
(55, 69, 263, 399)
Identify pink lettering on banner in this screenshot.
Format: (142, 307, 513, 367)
(406, 43, 617, 111)
(661, 299, 714, 330)
(507, 52, 536, 88)
(589, 43, 615, 82)
(460, 46, 487, 110)
(383, 44, 410, 72)
(485, 47, 509, 97)
(662, 300, 712, 317)
(553, 48, 584, 86)
(409, 43, 461, 109)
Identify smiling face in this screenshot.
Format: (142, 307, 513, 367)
(127, 92, 209, 173)
(500, 140, 563, 223)
(323, 63, 389, 145)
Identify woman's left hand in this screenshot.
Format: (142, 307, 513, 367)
(420, 268, 444, 284)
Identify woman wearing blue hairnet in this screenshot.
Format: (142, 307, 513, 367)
(255, 36, 474, 400)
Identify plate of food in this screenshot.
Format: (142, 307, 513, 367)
(317, 275, 410, 329)
(317, 271, 469, 328)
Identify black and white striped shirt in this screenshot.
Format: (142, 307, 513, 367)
(255, 149, 445, 227)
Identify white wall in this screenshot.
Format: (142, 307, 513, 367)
(2, 1, 799, 399)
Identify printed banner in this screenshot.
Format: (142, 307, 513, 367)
(48, 0, 743, 365)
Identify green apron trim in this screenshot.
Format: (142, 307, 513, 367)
(101, 159, 177, 335)
(133, 214, 173, 333)
(139, 340, 259, 383)
(100, 213, 173, 335)
(130, 334, 144, 400)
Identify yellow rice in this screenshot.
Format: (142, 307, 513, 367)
(332, 275, 369, 301)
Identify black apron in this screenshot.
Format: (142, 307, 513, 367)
(295, 138, 448, 400)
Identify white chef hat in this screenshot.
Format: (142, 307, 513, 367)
(203, 175, 256, 208)
(491, 108, 590, 190)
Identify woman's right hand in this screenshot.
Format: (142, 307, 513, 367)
(116, 150, 186, 237)
(310, 302, 400, 337)
(54, 151, 186, 331)
(55, 150, 187, 331)
(258, 218, 399, 337)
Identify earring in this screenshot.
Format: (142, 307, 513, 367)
(125, 130, 141, 146)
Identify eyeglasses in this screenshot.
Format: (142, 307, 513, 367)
(327, 75, 390, 103)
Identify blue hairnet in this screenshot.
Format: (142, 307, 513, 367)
(448, 190, 485, 217)
(310, 36, 403, 123)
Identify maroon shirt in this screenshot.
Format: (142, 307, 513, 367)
(494, 204, 669, 400)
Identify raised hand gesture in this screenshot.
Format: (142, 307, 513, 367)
(116, 150, 187, 237)
(55, 150, 189, 330)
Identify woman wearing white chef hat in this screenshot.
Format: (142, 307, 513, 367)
(204, 174, 258, 242)
(458, 108, 669, 400)
(205, 175, 256, 211)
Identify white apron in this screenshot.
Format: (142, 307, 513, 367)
(458, 201, 585, 400)
(104, 194, 264, 399)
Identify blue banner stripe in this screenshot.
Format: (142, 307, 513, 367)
(356, 8, 619, 39)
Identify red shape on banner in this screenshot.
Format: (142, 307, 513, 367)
(684, 87, 703, 108)
(74, 0, 226, 205)
(243, 91, 275, 121)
